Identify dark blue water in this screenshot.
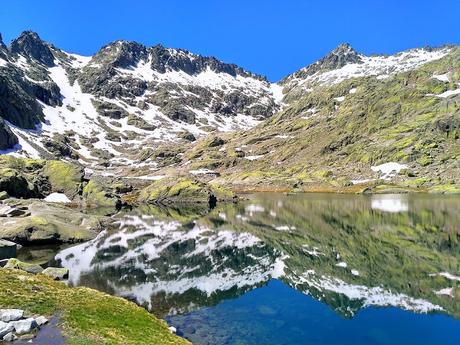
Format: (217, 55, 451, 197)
(167, 280, 459, 345)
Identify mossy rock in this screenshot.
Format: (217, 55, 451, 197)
(0, 168, 36, 198)
(82, 179, 121, 209)
(41, 267, 69, 280)
(0, 200, 104, 244)
(139, 177, 235, 205)
(42, 161, 84, 197)
(0, 191, 9, 200)
(4, 258, 43, 274)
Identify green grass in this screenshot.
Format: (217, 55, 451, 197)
(0, 269, 189, 345)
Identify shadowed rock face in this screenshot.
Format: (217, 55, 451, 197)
(10, 31, 55, 67)
(0, 119, 18, 150)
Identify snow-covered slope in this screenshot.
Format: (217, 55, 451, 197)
(280, 43, 453, 98)
(0, 31, 278, 166)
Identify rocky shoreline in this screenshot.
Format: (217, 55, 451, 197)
(0, 308, 49, 342)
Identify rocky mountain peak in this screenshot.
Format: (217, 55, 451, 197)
(148, 44, 267, 81)
(283, 43, 363, 82)
(90, 40, 148, 69)
(10, 30, 55, 66)
(317, 43, 363, 69)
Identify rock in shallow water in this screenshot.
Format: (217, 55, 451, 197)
(0, 239, 17, 260)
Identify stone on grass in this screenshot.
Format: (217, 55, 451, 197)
(0, 309, 24, 322)
(12, 317, 38, 335)
(35, 315, 48, 326)
(4, 258, 43, 274)
(42, 267, 69, 280)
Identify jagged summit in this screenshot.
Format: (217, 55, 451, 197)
(90, 38, 267, 81)
(90, 40, 148, 69)
(10, 30, 55, 66)
(283, 43, 363, 82)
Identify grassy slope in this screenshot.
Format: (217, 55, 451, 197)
(0, 269, 189, 345)
(177, 48, 460, 193)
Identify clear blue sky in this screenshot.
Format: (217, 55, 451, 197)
(1, 0, 460, 81)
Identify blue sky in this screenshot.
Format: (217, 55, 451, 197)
(1, 0, 460, 81)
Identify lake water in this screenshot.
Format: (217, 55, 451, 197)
(54, 193, 460, 344)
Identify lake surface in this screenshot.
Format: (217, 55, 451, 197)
(54, 193, 460, 344)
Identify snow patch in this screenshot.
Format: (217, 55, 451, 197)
(244, 155, 264, 161)
(371, 162, 407, 180)
(189, 169, 217, 175)
(44, 193, 71, 203)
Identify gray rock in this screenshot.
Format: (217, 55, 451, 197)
(12, 317, 38, 335)
(0, 309, 24, 322)
(0, 321, 14, 338)
(2, 331, 17, 342)
(0, 239, 17, 260)
(42, 267, 69, 281)
(34, 316, 48, 326)
(4, 258, 43, 274)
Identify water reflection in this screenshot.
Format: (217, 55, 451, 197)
(56, 215, 284, 317)
(55, 193, 460, 342)
(371, 194, 408, 213)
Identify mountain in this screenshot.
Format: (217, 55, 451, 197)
(0, 31, 278, 163)
(172, 43, 460, 194)
(1, 30, 459, 194)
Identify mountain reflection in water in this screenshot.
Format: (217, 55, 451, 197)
(55, 193, 460, 344)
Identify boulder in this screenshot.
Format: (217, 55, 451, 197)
(0, 168, 35, 198)
(34, 316, 48, 326)
(2, 331, 17, 342)
(42, 267, 69, 281)
(0, 240, 17, 260)
(11, 317, 38, 335)
(4, 258, 43, 274)
(42, 161, 84, 197)
(0, 200, 105, 244)
(0, 321, 14, 338)
(0, 309, 23, 322)
(82, 179, 121, 209)
(139, 177, 235, 205)
(0, 191, 8, 200)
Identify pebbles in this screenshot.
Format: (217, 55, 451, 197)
(0, 309, 48, 342)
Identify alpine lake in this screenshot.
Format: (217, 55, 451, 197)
(21, 193, 460, 345)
